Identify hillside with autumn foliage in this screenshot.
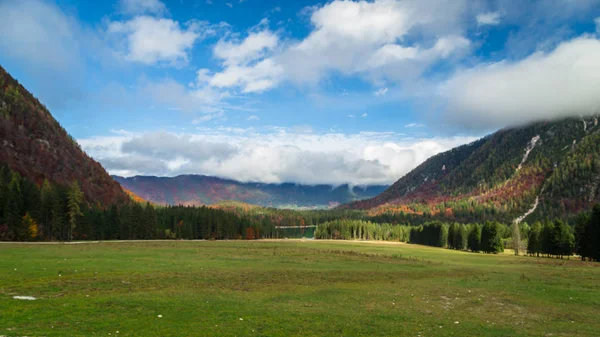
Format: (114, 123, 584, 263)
(344, 117, 600, 223)
(0, 65, 129, 206)
(114, 174, 386, 209)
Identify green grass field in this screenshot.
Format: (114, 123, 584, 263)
(1, 240, 599, 337)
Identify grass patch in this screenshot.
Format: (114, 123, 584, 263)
(1, 240, 599, 336)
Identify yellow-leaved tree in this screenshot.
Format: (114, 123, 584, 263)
(22, 213, 38, 240)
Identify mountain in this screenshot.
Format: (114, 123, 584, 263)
(344, 117, 600, 223)
(0, 65, 129, 205)
(113, 174, 387, 208)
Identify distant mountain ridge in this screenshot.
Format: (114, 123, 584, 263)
(113, 174, 387, 208)
(344, 117, 600, 223)
(0, 65, 129, 205)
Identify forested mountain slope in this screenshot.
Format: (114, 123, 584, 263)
(0, 65, 128, 205)
(114, 174, 387, 209)
(345, 117, 600, 223)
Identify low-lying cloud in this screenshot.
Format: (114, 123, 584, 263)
(438, 36, 600, 130)
(79, 128, 476, 185)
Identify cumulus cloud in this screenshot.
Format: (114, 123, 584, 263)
(205, 26, 284, 93)
(214, 30, 278, 66)
(199, 0, 472, 95)
(209, 58, 284, 93)
(277, 0, 471, 85)
(79, 128, 475, 185)
(438, 37, 600, 130)
(119, 0, 168, 16)
(107, 16, 208, 66)
(476, 11, 502, 26)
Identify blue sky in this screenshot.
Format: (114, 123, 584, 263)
(1, 0, 600, 185)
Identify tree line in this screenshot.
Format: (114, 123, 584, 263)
(0, 166, 281, 241)
(314, 212, 600, 260)
(314, 219, 508, 254)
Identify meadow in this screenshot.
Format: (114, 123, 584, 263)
(1, 240, 599, 337)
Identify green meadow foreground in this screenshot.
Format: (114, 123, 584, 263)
(1, 241, 599, 337)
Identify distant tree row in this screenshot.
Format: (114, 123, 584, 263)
(314, 219, 410, 242)
(314, 220, 508, 254)
(315, 215, 599, 260)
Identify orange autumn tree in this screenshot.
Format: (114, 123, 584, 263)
(22, 213, 38, 240)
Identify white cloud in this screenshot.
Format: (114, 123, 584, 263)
(438, 36, 600, 130)
(476, 11, 502, 26)
(226, 3, 233, 8)
(107, 16, 206, 66)
(374, 88, 388, 96)
(199, 0, 472, 96)
(209, 58, 283, 93)
(431, 35, 471, 58)
(361, 113, 368, 117)
(214, 30, 278, 66)
(119, 0, 168, 16)
(196, 68, 212, 83)
(348, 114, 355, 118)
(206, 29, 283, 93)
(277, 0, 471, 85)
(79, 128, 476, 185)
(405, 123, 425, 128)
(366, 45, 420, 68)
(247, 115, 260, 121)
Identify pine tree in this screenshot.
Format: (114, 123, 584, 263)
(130, 203, 144, 239)
(448, 223, 457, 249)
(541, 221, 554, 257)
(143, 203, 158, 239)
(108, 204, 120, 240)
(39, 179, 53, 240)
(51, 186, 66, 241)
(66, 181, 84, 241)
(590, 205, 600, 261)
(6, 173, 23, 240)
(481, 221, 503, 254)
(528, 222, 542, 257)
(456, 224, 468, 250)
(467, 224, 481, 252)
(551, 220, 573, 258)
